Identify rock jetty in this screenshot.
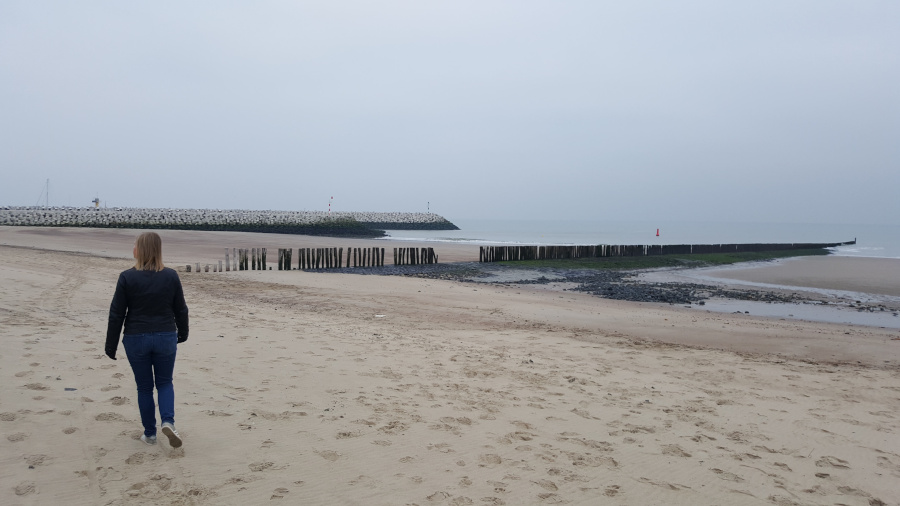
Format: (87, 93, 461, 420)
(0, 207, 459, 237)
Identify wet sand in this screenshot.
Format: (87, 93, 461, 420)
(705, 256, 900, 297)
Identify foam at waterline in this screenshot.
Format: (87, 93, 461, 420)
(829, 245, 900, 259)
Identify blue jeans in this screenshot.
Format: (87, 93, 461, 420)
(123, 331, 177, 437)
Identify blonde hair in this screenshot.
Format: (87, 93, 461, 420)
(134, 232, 165, 271)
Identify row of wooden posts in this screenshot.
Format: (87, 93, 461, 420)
(479, 244, 673, 262)
(395, 247, 438, 266)
(479, 241, 854, 262)
(185, 246, 437, 272)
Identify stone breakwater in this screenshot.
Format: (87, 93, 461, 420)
(0, 207, 458, 237)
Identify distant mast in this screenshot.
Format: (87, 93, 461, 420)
(36, 179, 49, 208)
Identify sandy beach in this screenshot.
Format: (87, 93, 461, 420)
(2, 227, 899, 505)
(705, 256, 900, 298)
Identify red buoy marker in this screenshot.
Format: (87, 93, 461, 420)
(656, 228, 660, 237)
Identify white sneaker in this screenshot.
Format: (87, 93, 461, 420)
(141, 434, 157, 445)
(161, 422, 182, 448)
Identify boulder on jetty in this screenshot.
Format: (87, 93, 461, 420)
(0, 207, 459, 238)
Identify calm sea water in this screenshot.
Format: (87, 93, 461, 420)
(383, 220, 900, 259)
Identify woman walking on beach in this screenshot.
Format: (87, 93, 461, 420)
(105, 232, 189, 448)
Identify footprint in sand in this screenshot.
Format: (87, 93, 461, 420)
(125, 452, 156, 465)
(316, 450, 341, 462)
(14, 481, 36, 496)
(270, 487, 290, 500)
(184, 486, 209, 498)
(661, 444, 692, 457)
(25, 455, 49, 467)
(1, 412, 17, 421)
(249, 461, 275, 471)
(125, 481, 147, 497)
(95, 412, 126, 422)
(63, 427, 78, 434)
(548, 468, 588, 483)
(816, 456, 851, 469)
(479, 454, 503, 468)
(24, 383, 50, 391)
(568, 454, 618, 468)
(8, 432, 27, 442)
(427, 443, 455, 454)
(533, 479, 558, 491)
(226, 474, 264, 485)
(426, 491, 451, 502)
(537, 493, 564, 503)
(378, 420, 409, 435)
(503, 431, 536, 443)
(711, 468, 744, 482)
(109, 397, 129, 406)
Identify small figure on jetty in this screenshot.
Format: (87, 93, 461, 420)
(105, 232, 189, 448)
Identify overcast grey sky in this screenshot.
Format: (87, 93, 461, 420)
(1, 1, 897, 224)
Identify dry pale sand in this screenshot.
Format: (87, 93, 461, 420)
(2, 227, 900, 505)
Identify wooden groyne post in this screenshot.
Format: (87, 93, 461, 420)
(278, 248, 293, 270)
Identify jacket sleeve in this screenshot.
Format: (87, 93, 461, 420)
(106, 273, 128, 357)
(172, 273, 189, 342)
